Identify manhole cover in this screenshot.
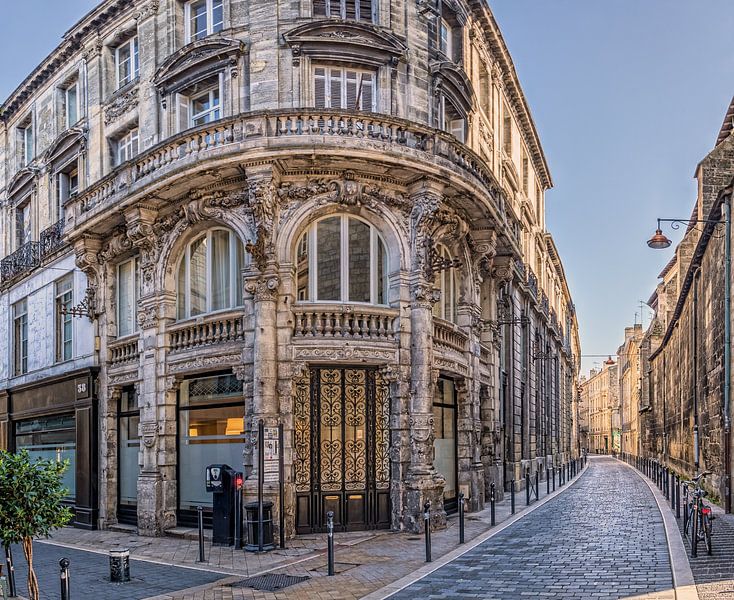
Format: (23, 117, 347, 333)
(231, 574, 310, 591)
(311, 562, 358, 574)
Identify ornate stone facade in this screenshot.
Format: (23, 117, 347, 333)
(0, 0, 580, 536)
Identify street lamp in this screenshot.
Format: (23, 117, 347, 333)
(648, 201, 731, 512)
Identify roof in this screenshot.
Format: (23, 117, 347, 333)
(658, 255, 677, 280)
(716, 95, 734, 147)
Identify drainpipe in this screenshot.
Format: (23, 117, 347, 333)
(724, 196, 731, 512)
(693, 270, 699, 471)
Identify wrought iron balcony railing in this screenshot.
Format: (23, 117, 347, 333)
(40, 218, 65, 259)
(0, 241, 41, 285)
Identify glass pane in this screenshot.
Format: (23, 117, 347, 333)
(119, 414, 140, 506)
(235, 237, 245, 306)
(190, 0, 208, 40)
(190, 236, 207, 316)
(377, 237, 386, 304)
(119, 261, 133, 336)
(317, 218, 341, 300)
(179, 406, 245, 509)
(177, 258, 186, 319)
(118, 43, 131, 85)
(67, 86, 78, 126)
(296, 232, 309, 301)
(348, 219, 371, 302)
(212, 0, 223, 32)
(320, 369, 343, 491)
(180, 375, 243, 407)
(210, 229, 230, 311)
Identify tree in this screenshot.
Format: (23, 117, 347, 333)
(0, 450, 72, 600)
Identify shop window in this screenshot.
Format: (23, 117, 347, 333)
(176, 227, 245, 320)
(15, 198, 32, 249)
(314, 67, 376, 111)
(175, 74, 224, 132)
(433, 379, 457, 511)
(55, 275, 74, 363)
(118, 386, 140, 520)
(15, 415, 76, 499)
(65, 81, 79, 128)
(313, 0, 376, 22)
(112, 127, 139, 166)
(117, 257, 140, 338)
(432, 244, 458, 323)
(296, 215, 387, 304)
(185, 0, 224, 43)
(178, 374, 244, 510)
(13, 298, 28, 376)
(115, 36, 139, 89)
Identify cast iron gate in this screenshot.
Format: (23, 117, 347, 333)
(294, 367, 390, 533)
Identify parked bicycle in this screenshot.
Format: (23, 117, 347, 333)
(682, 471, 714, 557)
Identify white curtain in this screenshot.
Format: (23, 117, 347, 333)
(118, 261, 133, 336)
(190, 236, 207, 315)
(211, 230, 230, 311)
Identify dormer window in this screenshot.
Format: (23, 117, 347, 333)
(186, 0, 224, 43)
(313, 0, 375, 22)
(116, 36, 139, 89)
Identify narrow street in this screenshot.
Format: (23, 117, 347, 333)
(390, 457, 674, 600)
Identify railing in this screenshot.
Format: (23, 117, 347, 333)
(0, 241, 40, 285)
(540, 292, 550, 316)
(479, 343, 492, 365)
(71, 110, 504, 218)
(168, 312, 245, 353)
(433, 318, 468, 354)
(527, 270, 538, 299)
(292, 304, 398, 341)
(108, 337, 139, 367)
(40, 218, 65, 259)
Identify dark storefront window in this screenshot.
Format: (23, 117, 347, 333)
(178, 374, 244, 511)
(433, 378, 457, 512)
(118, 387, 140, 522)
(15, 414, 76, 498)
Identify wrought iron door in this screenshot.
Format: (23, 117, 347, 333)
(294, 367, 390, 533)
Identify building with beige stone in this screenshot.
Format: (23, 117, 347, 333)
(0, 0, 580, 537)
(581, 359, 618, 454)
(618, 324, 644, 457)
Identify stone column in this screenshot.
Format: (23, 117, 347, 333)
(404, 179, 446, 533)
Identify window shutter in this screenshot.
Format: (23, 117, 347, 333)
(345, 0, 356, 20)
(329, 68, 343, 109)
(361, 73, 374, 111)
(450, 118, 465, 143)
(314, 68, 326, 108)
(328, 0, 341, 17)
(176, 93, 190, 133)
(313, 0, 327, 16)
(451, 26, 463, 63)
(346, 71, 358, 110)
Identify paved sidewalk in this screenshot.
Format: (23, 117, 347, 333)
(388, 456, 674, 600)
(7, 461, 585, 599)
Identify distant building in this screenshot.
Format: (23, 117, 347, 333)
(580, 359, 618, 454)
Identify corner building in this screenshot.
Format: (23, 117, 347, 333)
(0, 0, 580, 537)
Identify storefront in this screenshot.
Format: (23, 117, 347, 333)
(117, 386, 139, 525)
(3, 369, 98, 529)
(434, 378, 458, 513)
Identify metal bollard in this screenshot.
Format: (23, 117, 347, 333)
(490, 482, 496, 526)
(4, 544, 16, 598)
(424, 501, 432, 563)
(676, 476, 681, 519)
(552, 466, 556, 491)
(671, 473, 676, 510)
(458, 492, 465, 543)
(510, 479, 516, 514)
(59, 558, 70, 600)
(327, 511, 335, 576)
(535, 470, 539, 501)
(526, 471, 531, 505)
(666, 469, 670, 500)
(196, 506, 206, 563)
(546, 467, 550, 495)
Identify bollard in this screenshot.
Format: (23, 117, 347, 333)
(666, 469, 670, 500)
(197, 506, 206, 563)
(490, 483, 496, 526)
(327, 511, 335, 576)
(676, 476, 681, 519)
(510, 479, 516, 514)
(4, 544, 16, 598)
(535, 470, 539, 501)
(458, 492, 465, 543)
(59, 558, 70, 600)
(526, 470, 531, 505)
(423, 501, 432, 563)
(552, 466, 556, 491)
(671, 473, 676, 510)
(546, 467, 550, 495)
(109, 549, 130, 583)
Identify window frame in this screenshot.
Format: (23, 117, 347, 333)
(190, 84, 221, 127)
(20, 122, 33, 166)
(432, 244, 458, 323)
(176, 227, 245, 320)
(15, 198, 32, 249)
(117, 257, 140, 338)
(116, 128, 140, 165)
(185, 0, 224, 43)
(115, 36, 140, 90)
(439, 18, 452, 58)
(296, 215, 388, 305)
(55, 159, 79, 221)
(13, 298, 29, 376)
(313, 0, 376, 22)
(313, 66, 377, 111)
(65, 82, 79, 128)
(55, 275, 74, 363)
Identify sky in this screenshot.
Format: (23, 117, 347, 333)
(1, 1, 733, 375)
(491, 0, 734, 374)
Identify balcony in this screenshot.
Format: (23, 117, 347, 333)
(0, 241, 40, 286)
(168, 312, 245, 353)
(108, 337, 139, 368)
(70, 110, 507, 232)
(292, 304, 398, 341)
(433, 318, 468, 354)
(40, 218, 65, 259)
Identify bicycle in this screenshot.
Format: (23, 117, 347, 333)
(682, 471, 714, 557)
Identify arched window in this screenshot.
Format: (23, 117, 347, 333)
(296, 215, 388, 304)
(432, 245, 458, 323)
(177, 228, 246, 319)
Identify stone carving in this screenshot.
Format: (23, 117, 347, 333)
(410, 281, 441, 307)
(232, 365, 248, 381)
(379, 364, 410, 384)
(83, 38, 103, 61)
(137, 306, 158, 329)
(244, 178, 278, 271)
(107, 372, 139, 386)
(135, 0, 160, 21)
(168, 353, 241, 373)
(469, 230, 497, 285)
(105, 87, 139, 125)
(141, 422, 158, 448)
(98, 228, 133, 263)
(293, 346, 396, 362)
(244, 274, 280, 302)
(492, 263, 513, 284)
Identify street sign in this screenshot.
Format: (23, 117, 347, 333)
(263, 426, 280, 483)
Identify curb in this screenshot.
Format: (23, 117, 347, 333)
(617, 459, 699, 600)
(362, 461, 591, 600)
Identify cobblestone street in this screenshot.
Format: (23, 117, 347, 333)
(389, 457, 674, 600)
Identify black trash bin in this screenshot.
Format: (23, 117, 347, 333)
(245, 501, 275, 552)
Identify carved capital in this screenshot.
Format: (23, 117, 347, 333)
(411, 281, 441, 307)
(141, 422, 158, 448)
(137, 306, 159, 329)
(245, 274, 280, 302)
(379, 364, 410, 384)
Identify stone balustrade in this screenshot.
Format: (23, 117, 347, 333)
(433, 318, 469, 354)
(292, 304, 398, 341)
(108, 337, 139, 367)
(168, 312, 245, 353)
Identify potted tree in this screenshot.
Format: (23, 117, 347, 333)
(0, 450, 72, 600)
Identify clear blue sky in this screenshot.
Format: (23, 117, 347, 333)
(1, 2, 733, 375)
(492, 0, 734, 374)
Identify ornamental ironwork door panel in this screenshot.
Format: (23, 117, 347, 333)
(294, 367, 390, 533)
